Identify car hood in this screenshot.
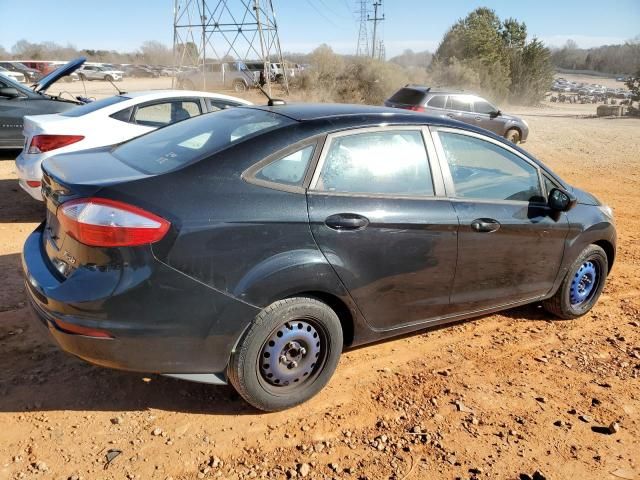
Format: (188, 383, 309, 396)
(34, 57, 86, 93)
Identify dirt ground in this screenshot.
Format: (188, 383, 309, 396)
(0, 77, 639, 480)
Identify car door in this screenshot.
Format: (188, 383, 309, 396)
(444, 95, 476, 127)
(306, 127, 459, 331)
(471, 97, 504, 135)
(431, 127, 569, 312)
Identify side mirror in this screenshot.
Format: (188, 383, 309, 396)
(489, 110, 501, 118)
(548, 187, 577, 212)
(0, 87, 21, 98)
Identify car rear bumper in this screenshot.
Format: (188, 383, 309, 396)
(15, 151, 45, 201)
(22, 224, 260, 377)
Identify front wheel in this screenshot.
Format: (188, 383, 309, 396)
(228, 297, 343, 411)
(543, 244, 608, 319)
(105, 75, 114, 82)
(505, 128, 521, 144)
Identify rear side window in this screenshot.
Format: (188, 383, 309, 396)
(206, 98, 243, 111)
(256, 145, 315, 186)
(427, 95, 446, 108)
(113, 108, 293, 175)
(61, 95, 130, 117)
(313, 130, 433, 196)
(110, 107, 133, 123)
(387, 88, 426, 105)
(446, 95, 473, 112)
(133, 100, 201, 127)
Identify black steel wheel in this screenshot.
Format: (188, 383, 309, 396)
(228, 297, 343, 411)
(543, 244, 608, 319)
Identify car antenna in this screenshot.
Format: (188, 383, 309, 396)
(106, 76, 127, 96)
(258, 85, 285, 106)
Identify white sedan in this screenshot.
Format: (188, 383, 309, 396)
(15, 90, 252, 200)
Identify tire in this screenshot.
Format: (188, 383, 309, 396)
(228, 297, 343, 411)
(233, 80, 247, 93)
(79, 73, 86, 81)
(182, 80, 195, 90)
(105, 75, 114, 82)
(505, 128, 521, 144)
(543, 244, 608, 319)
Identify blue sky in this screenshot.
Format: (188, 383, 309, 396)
(0, 0, 638, 56)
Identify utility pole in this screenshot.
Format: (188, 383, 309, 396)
(355, 0, 369, 57)
(367, 0, 384, 59)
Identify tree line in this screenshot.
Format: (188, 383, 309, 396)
(551, 39, 640, 75)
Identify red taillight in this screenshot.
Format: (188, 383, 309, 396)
(28, 134, 85, 154)
(57, 198, 170, 247)
(406, 105, 426, 112)
(26, 180, 41, 188)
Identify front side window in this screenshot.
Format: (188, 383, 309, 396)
(314, 130, 433, 196)
(438, 132, 542, 202)
(256, 145, 315, 186)
(446, 95, 473, 112)
(473, 100, 497, 115)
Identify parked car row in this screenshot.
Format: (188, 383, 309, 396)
(3, 58, 616, 411)
(551, 78, 631, 99)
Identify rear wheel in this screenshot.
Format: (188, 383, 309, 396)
(233, 80, 247, 93)
(543, 244, 608, 319)
(79, 73, 87, 81)
(505, 128, 521, 144)
(228, 297, 343, 411)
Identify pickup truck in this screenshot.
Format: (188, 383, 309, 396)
(176, 62, 255, 92)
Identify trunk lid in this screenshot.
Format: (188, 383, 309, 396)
(41, 149, 152, 278)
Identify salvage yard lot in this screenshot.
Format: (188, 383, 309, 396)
(0, 78, 638, 479)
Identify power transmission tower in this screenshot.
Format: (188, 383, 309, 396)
(355, 0, 369, 57)
(172, 0, 288, 94)
(367, 0, 384, 59)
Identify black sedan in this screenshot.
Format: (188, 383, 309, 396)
(23, 104, 616, 411)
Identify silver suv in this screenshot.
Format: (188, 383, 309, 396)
(384, 86, 529, 143)
(177, 62, 255, 92)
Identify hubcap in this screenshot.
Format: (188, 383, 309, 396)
(570, 261, 598, 306)
(260, 320, 321, 386)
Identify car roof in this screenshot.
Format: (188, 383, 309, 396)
(121, 90, 252, 104)
(251, 103, 435, 121)
(398, 85, 472, 96)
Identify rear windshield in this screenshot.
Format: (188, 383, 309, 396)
(113, 107, 293, 175)
(388, 88, 426, 105)
(61, 95, 130, 117)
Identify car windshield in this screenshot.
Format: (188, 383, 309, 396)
(60, 95, 130, 117)
(0, 72, 31, 94)
(113, 108, 294, 175)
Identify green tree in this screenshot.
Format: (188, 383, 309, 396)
(625, 68, 640, 111)
(432, 7, 553, 104)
